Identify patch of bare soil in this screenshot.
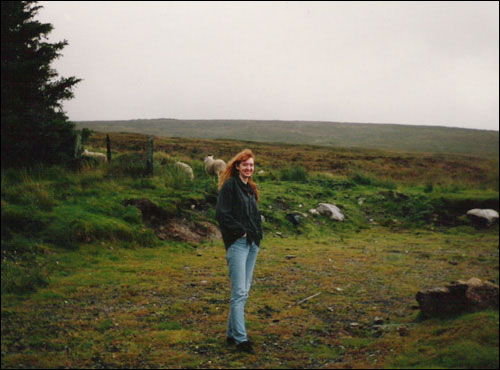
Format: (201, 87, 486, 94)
(124, 198, 221, 244)
(157, 219, 221, 244)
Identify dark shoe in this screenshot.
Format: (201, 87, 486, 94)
(226, 336, 236, 345)
(236, 340, 254, 354)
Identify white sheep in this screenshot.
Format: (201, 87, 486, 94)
(204, 155, 227, 177)
(175, 161, 194, 180)
(466, 209, 499, 224)
(82, 149, 106, 162)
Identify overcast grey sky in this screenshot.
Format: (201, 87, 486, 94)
(37, 1, 499, 131)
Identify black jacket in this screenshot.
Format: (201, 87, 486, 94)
(216, 176, 263, 249)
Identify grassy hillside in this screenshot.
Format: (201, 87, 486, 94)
(75, 119, 500, 158)
(88, 132, 499, 190)
(2, 133, 499, 368)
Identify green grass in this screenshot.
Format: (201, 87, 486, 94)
(279, 165, 309, 182)
(1, 133, 498, 368)
(2, 230, 497, 368)
(387, 311, 499, 369)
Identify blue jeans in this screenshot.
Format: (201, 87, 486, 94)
(226, 237, 259, 344)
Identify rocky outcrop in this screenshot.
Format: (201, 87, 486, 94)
(416, 278, 499, 318)
(286, 213, 303, 227)
(316, 203, 345, 221)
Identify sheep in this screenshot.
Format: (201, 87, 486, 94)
(175, 161, 194, 180)
(466, 208, 499, 225)
(204, 155, 227, 177)
(82, 149, 106, 162)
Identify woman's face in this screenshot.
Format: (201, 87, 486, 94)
(237, 157, 254, 179)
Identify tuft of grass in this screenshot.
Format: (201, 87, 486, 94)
(96, 319, 115, 333)
(105, 152, 148, 177)
(349, 171, 397, 189)
(157, 321, 183, 331)
(2, 181, 57, 211)
(424, 182, 434, 193)
(161, 162, 193, 190)
(279, 166, 309, 182)
(1, 259, 49, 294)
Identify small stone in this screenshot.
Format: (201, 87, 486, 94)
(373, 316, 384, 325)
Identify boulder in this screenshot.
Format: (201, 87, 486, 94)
(416, 278, 499, 318)
(308, 209, 320, 216)
(316, 203, 345, 222)
(286, 213, 303, 227)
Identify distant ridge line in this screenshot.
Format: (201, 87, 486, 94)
(77, 118, 498, 132)
(75, 118, 499, 158)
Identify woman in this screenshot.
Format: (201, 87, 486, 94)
(216, 149, 263, 354)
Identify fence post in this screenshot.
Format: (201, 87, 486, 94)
(146, 136, 154, 176)
(73, 130, 82, 159)
(106, 134, 112, 163)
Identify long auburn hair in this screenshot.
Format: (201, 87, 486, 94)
(218, 149, 259, 201)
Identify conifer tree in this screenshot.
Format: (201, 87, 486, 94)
(1, 1, 81, 166)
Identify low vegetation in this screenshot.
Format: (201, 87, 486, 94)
(1, 132, 498, 368)
(75, 119, 500, 158)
